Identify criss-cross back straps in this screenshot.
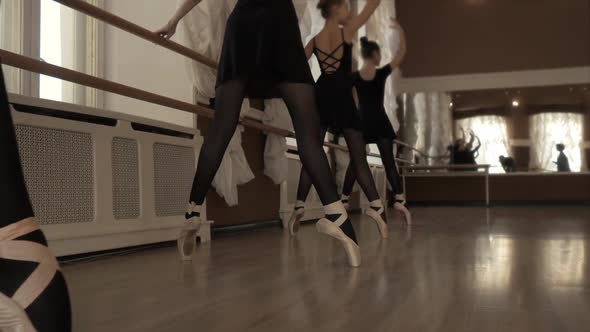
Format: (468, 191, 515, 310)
(314, 29, 346, 73)
(0, 218, 60, 309)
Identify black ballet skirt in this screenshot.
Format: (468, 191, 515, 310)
(216, 0, 314, 98)
(313, 30, 361, 133)
(353, 64, 397, 143)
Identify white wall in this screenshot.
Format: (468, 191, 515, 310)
(103, 0, 195, 128)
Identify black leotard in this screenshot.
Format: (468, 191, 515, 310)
(353, 64, 396, 143)
(313, 29, 361, 133)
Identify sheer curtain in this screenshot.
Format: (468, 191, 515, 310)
(529, 112, 584, 172)
(402, 92, 453, 165)
(0, 0, 24, 93)
(455, 116, 511, 173)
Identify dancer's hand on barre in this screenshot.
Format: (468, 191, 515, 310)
(155, 21, 178, 39)
(156, 0, 203, 40)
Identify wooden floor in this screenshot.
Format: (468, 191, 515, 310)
(63, 206, 590, 332)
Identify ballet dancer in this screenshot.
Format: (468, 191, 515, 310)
(0, 66, 72, 331)
(288, 0, 389, 239)
(157, 0, 360, 266)
(341, 19, 412, 224)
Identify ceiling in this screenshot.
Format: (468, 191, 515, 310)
(451, 84, 590, 111)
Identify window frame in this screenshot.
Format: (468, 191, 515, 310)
(2, 0, 103, 107)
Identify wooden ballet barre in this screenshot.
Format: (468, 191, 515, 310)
(53, 0, 218, 70)
(50, 0, 427, 162)
(0, 50, 364, 154)
(1, 49, 425, 170)
(0, 50, 287, 138)
(401, 164, 491, 171)
(400, 164, 491, 206)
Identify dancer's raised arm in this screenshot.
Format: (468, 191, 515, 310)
(390, 19, 406, 69)
(155, 0, 203, 39)
(345, 0, 381, 35)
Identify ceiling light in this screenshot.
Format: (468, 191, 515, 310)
(512, 100, 520, 107)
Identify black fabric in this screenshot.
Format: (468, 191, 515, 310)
(342, 137, 403, 196)
(297, 128, 380, 204)
(326, 213, 357, 244)
(501, 157, 517, 173)
(313, 30, 361, 133)
(0, 67, 72, 331)
(0, 68, 34, 226)
(216, 0, 314, 98)
(279, 83, 340, 205)
(190, 80, 247, 205)
(353, 64, 396, 143)
(185, 211, 200, 219)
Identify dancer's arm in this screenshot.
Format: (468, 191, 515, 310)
(155, 0, 203, 39)
(345, 0, 381, 35)
(304, 39, 315, 60)
(389, 18, 406, 70)
(472, 136, 481, 153)
(468, 130, 476, 146)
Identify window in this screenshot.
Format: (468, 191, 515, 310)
(529, 112, 584, 172)
(0, 0, 101, 105)
(0, 0, 25, 94)
(455, 115, 511, 173)
(40, 0, 65, 101)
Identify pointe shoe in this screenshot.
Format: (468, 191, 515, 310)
(0, 218, 61, 332)
(394, 201, 412, 225)
(364, 205, 389, 238)
(178, 204, 202, 261)
(316, 218, 361, 267)
(342, 198, 350, 211)
(288, 207, 305, 236)
(0, 293, 37, 332)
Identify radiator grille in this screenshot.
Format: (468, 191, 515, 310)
(153, 143, 195, 217)
(112, 138, 140, 220)
(15, 125, 95, 225)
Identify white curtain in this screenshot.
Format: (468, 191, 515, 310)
(0, 0, 23, 93)
(211, 124, 255, 206)
(529, 112, 584, 172)
(263, 99, 293, 184)
(402, 92, 453, 165)
(179, 0, 234, 104)
(455, 116, 511, 173)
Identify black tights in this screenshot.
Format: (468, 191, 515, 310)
(343, 138, 403, 196)
(190, 81, 340, 206)
(296, 127, 380, 203)
(0, 68, 72, 331)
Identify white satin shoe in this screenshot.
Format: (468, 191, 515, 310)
(178, 203, 202, 261)
(288, 207, 305, 236)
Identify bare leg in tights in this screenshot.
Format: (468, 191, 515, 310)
(295, 127, 389, 240)
(187, 81, 356, 242)
(342, 138, 403, 197)
(0, 69, 72, 331)
(297, 128, 381, 206)
(342, 137, 411, 225)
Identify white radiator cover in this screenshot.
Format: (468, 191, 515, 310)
(9, 94, 203, 256)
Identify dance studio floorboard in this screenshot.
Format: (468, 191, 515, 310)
(63, 206, 590, 332)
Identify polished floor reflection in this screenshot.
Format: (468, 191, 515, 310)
(63, 206, 590, 332)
